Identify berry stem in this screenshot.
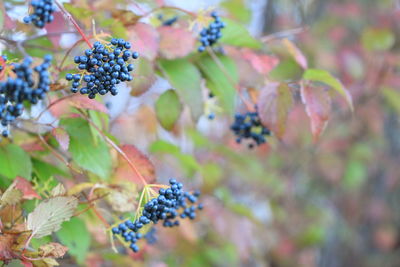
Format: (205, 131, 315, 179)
(78, 112, 149, 187)
(54, 0, 93, 49)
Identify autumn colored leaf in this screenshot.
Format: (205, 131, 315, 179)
(301, 83, 332, 142)
(283, 39, 308, 69)
(27, 196, 78, 238)
(49, 95, 107, 117)
(0, 184, 22, 207)
(114, 144, 156, 184)
(0, 233, 15, 261)
(241, 48, 279, 75)
(158, 26, 196, 59)
(303, 68, 353, 111)
(39, 242, 68, 258)
(257, 82, 293, 139)
(128, 23, 160, 60)
(51, 128, 70, 151)
(13, 177, 41, 200)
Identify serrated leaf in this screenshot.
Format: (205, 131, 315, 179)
(257, 82, 293, 138)
(301, 83, 332, 142)
(39, 242, 68, 258)
(196, 54, 238, 115)
(158, 59, 203, 120)
(27, 196, 78, 238)
(269, 58, 303, 82)
(0, 144, 32, 180)
(128, 22, 159, 60)
(155, 89, 182, 130)
(303, 69, 353, 111)
(56, 217, 90, 264)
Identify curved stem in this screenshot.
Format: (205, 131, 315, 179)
(54, 0, 92, 49)
(77, 112, 149, 187)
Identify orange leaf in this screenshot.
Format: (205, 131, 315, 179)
(114, 145, 156, 184)
(301, 83, 332, 142)
(0, 234, 15, 261)
(13, 177, 41, 200)
(241, 48, 279, 75)
(257, 82, 293, 139)
(158, 26, 196, 59)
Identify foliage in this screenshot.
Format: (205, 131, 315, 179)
(1, 0, 397, 266)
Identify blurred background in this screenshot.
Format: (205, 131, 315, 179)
(3, 0, 400, 266)
(133, 0, 400, 266)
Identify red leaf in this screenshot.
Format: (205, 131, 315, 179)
(283, 39, 308, 69)
(44, 12, 67, 47)
(13, 177, 41, 200)
(51, 127, 70, 151)
(21, 141, 45, 152)
(301, 83, 332, 142)
(69, 95, 108, 113)
(128, 23, 160, 60)
(241, 48, 279, 75)
(158, 26, 196, 59)
(114, 145, 156, 184)
(257, 82, 293, 139)
(49, 95, 108, 117)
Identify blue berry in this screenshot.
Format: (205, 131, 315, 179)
(197, 12, 224, 52)
(65, 38, 139, 98)
(24, 0, 55, 28)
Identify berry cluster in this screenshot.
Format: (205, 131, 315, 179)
(23, 0, 55, 28)
(66, 38, 139, 99)
(0, 55, 52, 137)
(198, 11, 225, 52)
(111, 179, 203, 252)
(230, 110, 271, 148)
(157, 14, 178, 26)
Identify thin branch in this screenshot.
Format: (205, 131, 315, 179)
(260, 27, 307, 43)
(77, 112, 149, 187)
(54, 0, 92, 48)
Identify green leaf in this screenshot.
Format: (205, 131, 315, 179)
(0, 144, 32, 180)
(158, 59, 203, 120)
(32, 158, 69, 182)
(61, 118, 111, 180)
(303, 68, 353, 111)
(196, 54, 238, 115)
(269, 58, 303, 82)
(221, 0, 251, 23)
(155, 89, 182, 130)
(362, 28, 395, 52)
(220, 18, 262, 49)
(343, 160, 367, 189)
(64, 3, 94, 18)
(150, 140, 200, 176)
(382, 87, 400, 114)
(56, 217, 91, 264)
(25, 37, 53, 58)
(27, 196, 78, 238)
